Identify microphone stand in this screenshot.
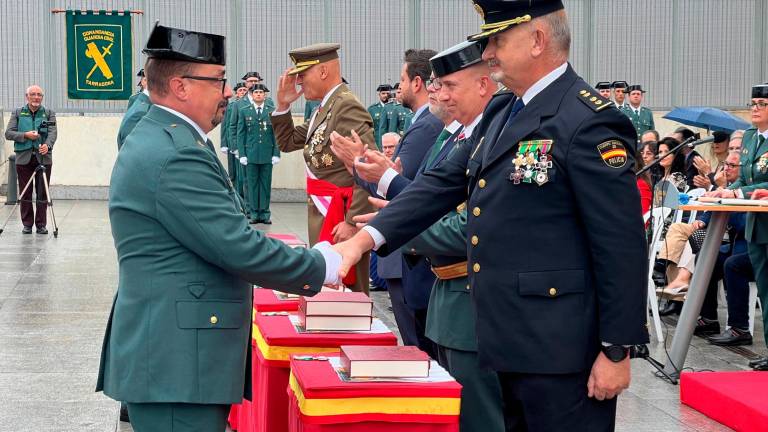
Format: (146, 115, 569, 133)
(635, 135, 697, 177)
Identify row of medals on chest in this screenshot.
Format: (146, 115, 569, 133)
(510, 140, 553, 186)
(307, 121, 333, 168)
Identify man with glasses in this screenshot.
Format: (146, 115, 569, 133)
(271, 43, 377, 294)
(97, 24, 342, 431)
(4, 85, 57, 234)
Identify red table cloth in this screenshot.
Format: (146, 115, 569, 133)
(244, 313, 397, 432)
(287, 355, 461, 432)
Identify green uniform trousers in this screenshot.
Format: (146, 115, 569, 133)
(246, 163, 273, 221)
(436, 345, 505, 432)
(235, 162, 248, 213)
(125, 402, 229, 432)
(747, 243, 768, 346)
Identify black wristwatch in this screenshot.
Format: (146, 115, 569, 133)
(601, 344, 630, 362)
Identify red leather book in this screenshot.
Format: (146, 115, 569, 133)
(340, 345, 430, 378)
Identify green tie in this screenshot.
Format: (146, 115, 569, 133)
(425, 128, 452, 168)
(759, 134, 766, 147)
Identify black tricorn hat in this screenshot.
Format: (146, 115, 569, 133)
(143, 22, 226, 65)
(377, 84, 392, 92)
(627, 84, 646, 93)
(251, 83, 268, 92)
(430, 40, 484, 78)
(233, 82, 246, 91)
(752, 83, 768, 99)
(595, 81, 611, 90)
(468, 0, 564, 41)
(611, 81, 628, 89)
(242, 71, 262, 80)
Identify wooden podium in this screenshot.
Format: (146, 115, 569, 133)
(664, 204, 768, 378)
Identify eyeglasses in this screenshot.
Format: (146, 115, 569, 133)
(747, 101, 768, 110)
(425, 78, 442, 91)
(724, 162, 742, 168)
(181, 75, 227, 93)
(27, 92, 44, 97)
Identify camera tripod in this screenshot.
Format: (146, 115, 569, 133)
(0, 157, 59, 238)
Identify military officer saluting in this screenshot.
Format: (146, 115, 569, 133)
(335, 1, 648, 430)
(368, 84, 392, 148)
(623, 84, 655, 141)
(611, 80, 628, 109)
(97, 24, 341, 432)
(236, 83, 280, 224)
(220, 82, 248, 187)
(711, 83, 768, 371)
(595, 81, 611, 99)
(272, 43, 377, 294)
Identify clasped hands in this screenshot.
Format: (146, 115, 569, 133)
(329, 130, 401, 181)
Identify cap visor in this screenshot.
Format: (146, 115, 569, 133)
(467, 24, 512, 42)
(288, 65, 311, 75)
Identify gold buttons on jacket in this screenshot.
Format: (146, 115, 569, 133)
(549, 288, 557, 297)
(210, 315, 219, 325)
(472, 207, 481, 217)
(478, 179, 486, 188)
(473, 263, 480, 273)
(471, 235, 479, 246)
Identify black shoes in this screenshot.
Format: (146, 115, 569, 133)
(708, 327, 752, 346)
(22, 226, 32, 234)
(659, 300, 683, 316)
(261, 219, 272, 225)
(693, 318, 720, 337)
(36, 226, 48, 234)
(119, 403, 130, 422)
(749, 357, 768, 370)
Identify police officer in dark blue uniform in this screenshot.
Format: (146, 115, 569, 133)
(335, 1, 648, 430)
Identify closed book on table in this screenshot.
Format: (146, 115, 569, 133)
(340, 345, 430, 378)
(298, 314, 373, 331)
(300, 292, 373, 316)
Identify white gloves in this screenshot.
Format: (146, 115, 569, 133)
(233, 149, 239, 156)
(272, 156, 281, 165)
(239, 156, 248, 165)
(220, 146, 229, 154)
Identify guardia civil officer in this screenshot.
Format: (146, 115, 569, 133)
(624, 84, 655, 141)
(335, 1, 648, 430)
(220, 82, 248, 185)
(712, 83, 768, 371)
(96, 24, 341, 431)
(595, 81, 611, 99)
(126, 68, 148, 109)
(368, 84, 392, 148)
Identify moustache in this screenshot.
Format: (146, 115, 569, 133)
(488, 59, 500, 68)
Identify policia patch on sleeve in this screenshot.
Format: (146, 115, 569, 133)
(597, 140, 628, 168)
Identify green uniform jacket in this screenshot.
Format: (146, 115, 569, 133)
(398, 105, 413, 133)
(621, 105, 654, 140)
(236, 103, 279, 163)
(377, 101, 400, 137)
(97, 106, 326, 404)
(117, 92, 151, 150)
(404, 209, 477, 352)
(126, 91, 143, 110)
(367, 102, 386, 148)
(730, 128, 768, 243)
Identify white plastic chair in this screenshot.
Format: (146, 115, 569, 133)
(748, 282, 763, 336)
(685, 188, 707, 222)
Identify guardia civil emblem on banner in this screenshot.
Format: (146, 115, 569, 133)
(66, 10, 132, 100)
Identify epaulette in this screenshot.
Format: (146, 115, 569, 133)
(493, 85, 513, 97)
(577, 88, 613, 112)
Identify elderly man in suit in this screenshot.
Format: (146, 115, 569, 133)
(271, 43, 376, 294)
(334, 1, 648, 430)
(97, 24, 341, 432)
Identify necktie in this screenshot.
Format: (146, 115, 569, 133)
(504, 98, 525, 130)
(257, 107, 262, 117)
(425, 128, 453, 168)
(759, 134, 766, 147)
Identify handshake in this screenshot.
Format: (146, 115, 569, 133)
(324, 197, 389, 284)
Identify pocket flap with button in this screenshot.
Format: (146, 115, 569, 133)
(518, 269, 585, 297)
(176, 300, 245, 329)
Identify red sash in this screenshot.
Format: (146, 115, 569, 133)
(306, 177, 356, 286)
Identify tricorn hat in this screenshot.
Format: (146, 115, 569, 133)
(430, 40, 484, 78)
(376, 84, 392, 92)
(627, 84, 646, 93)
(251, 83, 268, 92)
(242, 71, 262, 81)
(143, 22, 226, 65)
(752, 83, 768, 99)
(611, 81, 628, 89)
(595, 81, 611, 90)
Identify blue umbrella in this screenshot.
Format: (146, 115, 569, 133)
(663, 106, 751, 133)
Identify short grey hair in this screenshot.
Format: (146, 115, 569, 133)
(730, 129, 745, 140)
(540, 10, 571, 60)
(381, 132, 401, 144)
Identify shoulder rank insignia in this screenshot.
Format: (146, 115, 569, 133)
(577, 89, 613, 112)
(597, 140, 627, 168)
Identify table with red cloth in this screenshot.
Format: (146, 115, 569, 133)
(252, 288, 301, 314)
(287, 355, 461, 432)
(233, 312, 398, 432)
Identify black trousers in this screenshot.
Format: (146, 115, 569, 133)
(497, 370, 617, 432)
(16, 157, 51, 228)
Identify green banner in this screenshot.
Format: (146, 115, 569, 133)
(66, 10, 132, 100)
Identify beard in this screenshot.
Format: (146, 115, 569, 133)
(211, 100, 228, 127)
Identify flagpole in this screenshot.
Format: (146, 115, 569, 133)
(51, 9, 144, 14)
